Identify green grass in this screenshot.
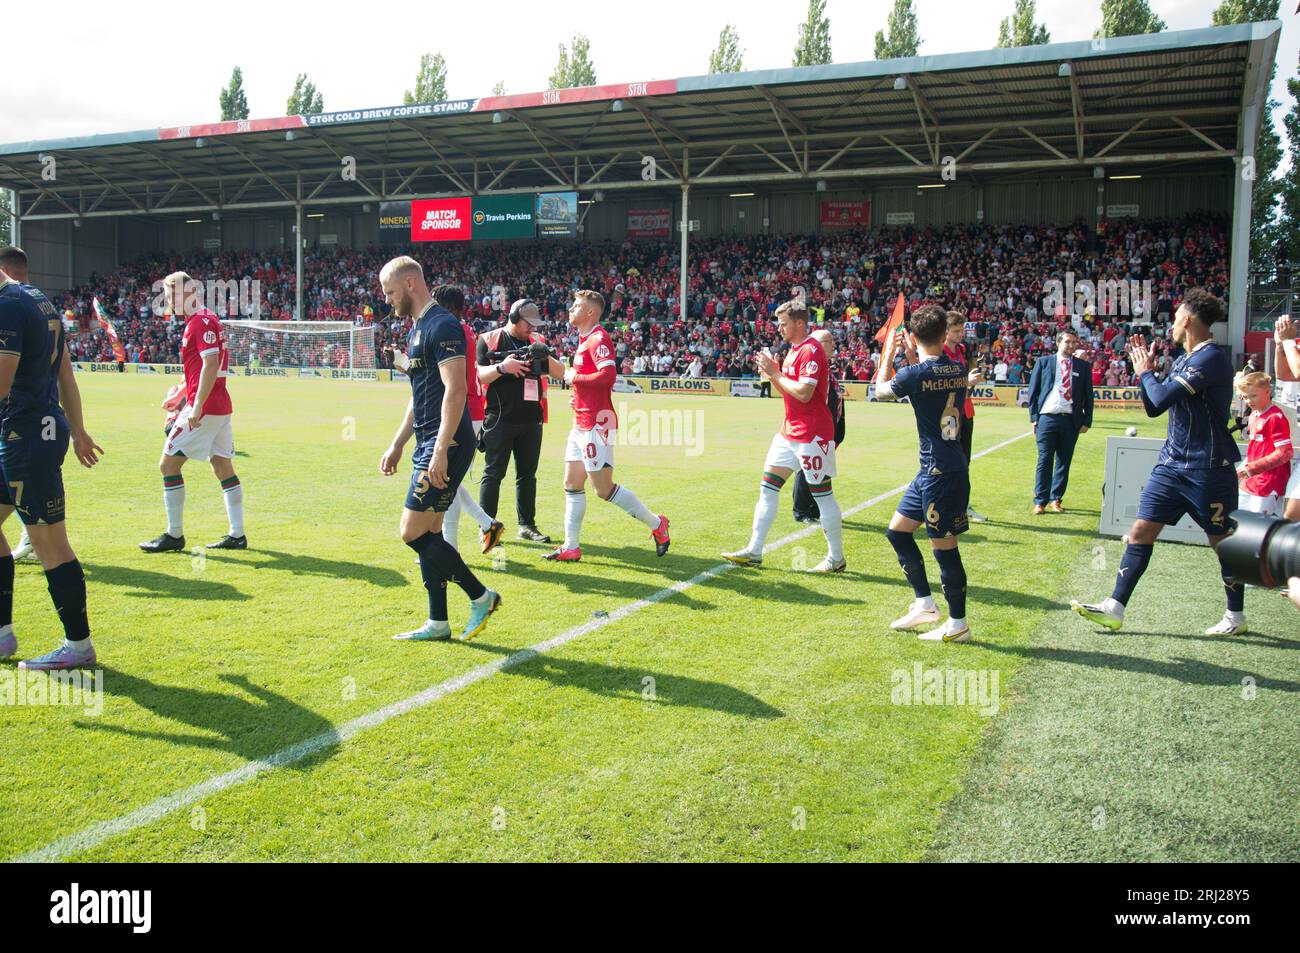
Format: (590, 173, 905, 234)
(0, 377, 1295, 861)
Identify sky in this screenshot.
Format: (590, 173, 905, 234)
(0, 0, 1294, 148)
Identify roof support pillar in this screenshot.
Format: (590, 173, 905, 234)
(679, 150, 689, 324)
(295, 175, 304, 321)
(1228, 101, 1258, 361)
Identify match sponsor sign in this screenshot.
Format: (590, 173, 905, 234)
(627, 207, 671, 239)
(820, 200, 870, 230)
(411, 197, 472, 242)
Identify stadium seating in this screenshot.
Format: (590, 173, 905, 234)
(56, 214, 1226, 385)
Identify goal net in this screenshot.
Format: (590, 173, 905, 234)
(222, 321, 377, 375)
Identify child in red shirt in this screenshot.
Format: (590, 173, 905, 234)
(1236, 372, 1293, 517)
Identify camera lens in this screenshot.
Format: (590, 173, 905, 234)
(1220, 510, 1300, 588)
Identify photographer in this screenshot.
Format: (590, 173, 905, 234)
(477, 299, 565, 543)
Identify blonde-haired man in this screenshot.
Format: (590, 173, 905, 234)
(140, 271, 245, 553)
(545, 289, 670, 561)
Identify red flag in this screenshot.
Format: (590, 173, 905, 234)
(92, 297, 127, 364)
(874, 294, 907, 381)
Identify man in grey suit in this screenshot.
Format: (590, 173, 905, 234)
(1027, 329, 1094, 514)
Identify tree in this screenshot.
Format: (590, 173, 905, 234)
(0, 191, 11, 247)
(709, 23, 744, 73)
(1094, 0, 1166, 39)
(219, 67, 249, 121)
(793, 0, 832, 66)
(286, 74, 324, 115)
(996, 0, 1051, 48)
(549, 34, 596, 89)
(404, 53, 448, 104)
(1211, 0, 1280, 25)
(1212, 1, 1282, 271)
(874, 0, 921, 60)
(1279, 55, 1300, 268)
(491, 80, 507, 96)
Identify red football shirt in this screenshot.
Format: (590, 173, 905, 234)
(461, 319, 485, 422)
(780, 337, 833, 441)
(1243, 403, 1292, 498)
(180, 310, 232, 416)
(570, 325, 618, 430)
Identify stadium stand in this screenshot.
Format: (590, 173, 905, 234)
(57, 214, 1223, 384)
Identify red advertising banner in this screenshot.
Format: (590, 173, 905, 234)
(820, 200, 870, 230)
(627, 207, 671, 238)
(411, 197, 472, 242)
(475, 80, 677, 112)
(160, 116, 307, 140)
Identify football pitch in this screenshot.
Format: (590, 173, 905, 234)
(2, 377, 1296, 862)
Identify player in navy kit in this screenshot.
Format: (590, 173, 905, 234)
(1072, 289, 1246, 636)
(874, 304, 972, 643)
(0, 267, 104, 669)
(378, 257, 500, 642)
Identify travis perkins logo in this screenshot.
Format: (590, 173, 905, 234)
(49, 884, 152, 933)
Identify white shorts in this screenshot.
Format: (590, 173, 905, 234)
(565, 426, 616, 472)
(1238, 491, 1282, 518)
(163, 408, 234, 461)
(763, 433, 837, 485)
(1286, 463, 1300, 501)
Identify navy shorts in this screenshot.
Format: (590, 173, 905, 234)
(1137, 463, 1238, 536)
(0, 417, 70, 526)
(898, 469, 970, 539)
(406, 436, 475, 513)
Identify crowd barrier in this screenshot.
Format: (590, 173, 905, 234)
(73, 363, 1148, 408)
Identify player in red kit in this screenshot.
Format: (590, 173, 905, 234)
(545, 289, 669, 561)
(140, 271, 246, 552)
(724, 299, 844, 572)
(432, 285, 505, 554)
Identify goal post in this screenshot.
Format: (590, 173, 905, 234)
(222, 320, 376, 376)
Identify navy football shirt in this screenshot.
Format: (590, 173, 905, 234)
(0, 278, 66, 432)
(888, 354, 969, 476)
(406, 300, 471, 463)
(1139, 341, 1240, 470)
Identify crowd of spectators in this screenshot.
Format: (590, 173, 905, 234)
(52, 213, 1225, 385)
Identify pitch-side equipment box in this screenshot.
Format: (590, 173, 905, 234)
(1100, 436, 1249, 546)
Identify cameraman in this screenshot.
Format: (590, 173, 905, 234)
(477, 299, 565, 543)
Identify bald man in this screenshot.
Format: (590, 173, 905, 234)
(379, 257, 500, 642)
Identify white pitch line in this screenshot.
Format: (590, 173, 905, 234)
(13, 429, 1033, 863)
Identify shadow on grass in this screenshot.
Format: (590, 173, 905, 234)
(853, 573, 1066, 613)
(81, 563, 251, 601)
(978, 643, 1300, 693)
(201, 548, 407, 588)
(457, 640, 784, 719)
(79, 670, 339, 765)
(496, 547, 867, 610)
